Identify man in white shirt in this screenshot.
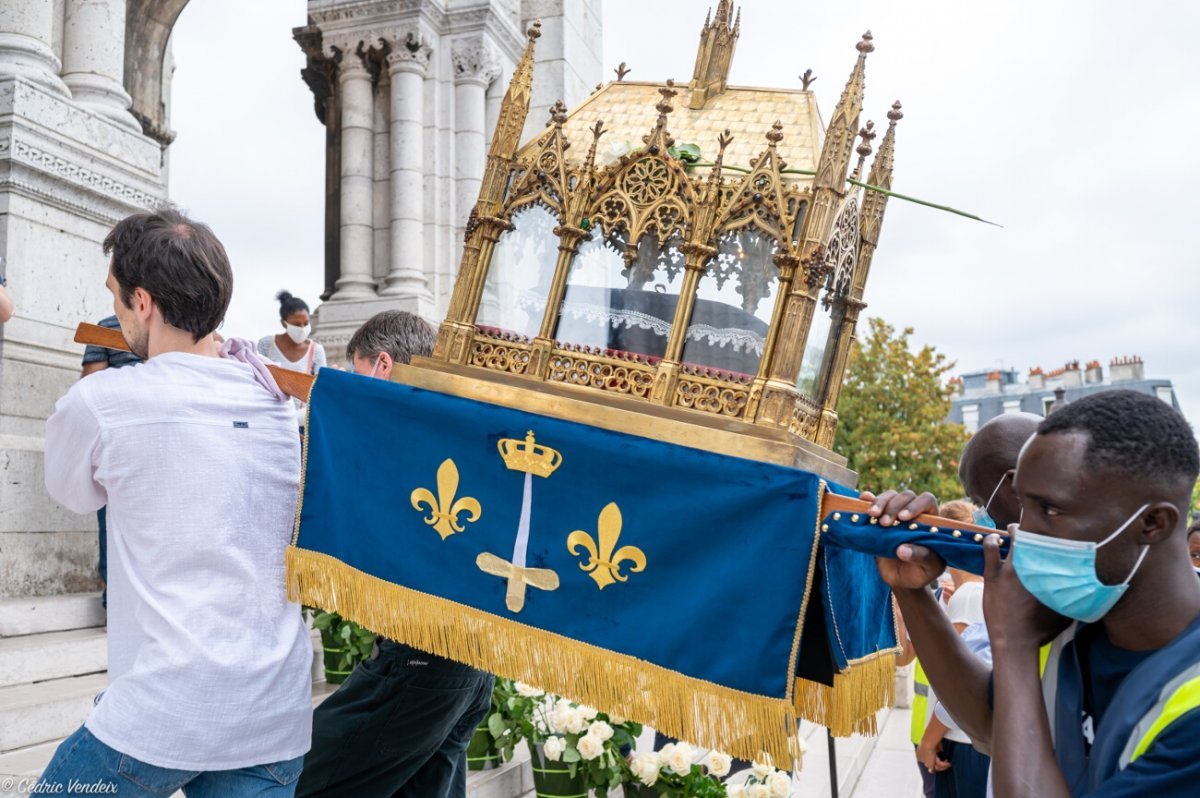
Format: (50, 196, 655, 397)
(39, 209, 313, 797)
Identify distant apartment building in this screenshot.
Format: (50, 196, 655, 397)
(947, 356, 1181, 433)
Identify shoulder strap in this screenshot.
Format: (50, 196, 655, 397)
(305, 341, 315, 374)
(1041, 623, 1078, 743)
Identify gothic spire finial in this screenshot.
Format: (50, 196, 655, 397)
(861, 101, 902, 244)
(689, 0, 741, 108)
(545, 99, 568, 129)
(644, 79, 678, 151)
(812, 31, 875, 191)
(850, 120, 876, 182)
(581, 120, 606, 181)
(485, 19, 541, 161)
(766, 120, 784, 148)
(614, 61, 631, 81)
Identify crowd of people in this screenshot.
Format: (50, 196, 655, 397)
(27, 208, 1200, 797)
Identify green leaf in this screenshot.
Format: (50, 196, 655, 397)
(562, 747, 581, 763)
(487, 712, 506, 739)
(668, 142, 702, 163)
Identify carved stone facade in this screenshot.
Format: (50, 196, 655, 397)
(295, 0, 603, 361)
(0, 0, 171, 598)
(0, 0, 600, 598)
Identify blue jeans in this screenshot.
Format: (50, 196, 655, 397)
(39, 726, 305, 797)
(933, 739, 991, 798)
(296, 640, 494, 798)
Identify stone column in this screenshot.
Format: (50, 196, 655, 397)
(333, 44, 377, 299)
(372, 70, 391, 285)
(451, 37, 501, 242)
(381, 33, 433, 304)
(61, 0, 138, 129)
(0, 1, 69, 94)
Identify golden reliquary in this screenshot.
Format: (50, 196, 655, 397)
(400, 3, 902, 485)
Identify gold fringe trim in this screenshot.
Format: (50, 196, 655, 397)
(288, 546, 800, 766)
(793, 652, 898, 737)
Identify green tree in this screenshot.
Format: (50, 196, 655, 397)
(834, 317, 971, 499)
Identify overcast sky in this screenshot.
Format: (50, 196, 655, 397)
(169, 0, 1200, 422)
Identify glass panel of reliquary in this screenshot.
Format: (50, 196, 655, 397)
(554, 227, 686, 362)
(679, 228, 779, 378)
(477, 205, 560, 339)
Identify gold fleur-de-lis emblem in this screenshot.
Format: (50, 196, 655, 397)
(567, 502, 647, 590)
(410, 459, 481, 540)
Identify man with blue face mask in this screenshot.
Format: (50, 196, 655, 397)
(876, 390, 1200, 797)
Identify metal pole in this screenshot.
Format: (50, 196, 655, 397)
(827, 728, 839, 798)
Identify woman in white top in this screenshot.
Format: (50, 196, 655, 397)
(257, 290, 327, 374)
(258, 291, 326, 428)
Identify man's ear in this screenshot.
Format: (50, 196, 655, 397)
(132, 286, 155, 322)
(1142, 502, 1181, 545)
(377, 351, 395, 380)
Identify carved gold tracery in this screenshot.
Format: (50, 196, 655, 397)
(432, 22, 899, 454)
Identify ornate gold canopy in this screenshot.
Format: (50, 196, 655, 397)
(398, 5, 903, 483)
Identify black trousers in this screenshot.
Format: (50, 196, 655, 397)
(296, 640, 494, 798)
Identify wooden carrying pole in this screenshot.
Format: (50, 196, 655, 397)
(73, 322, 316, 402)
(72, 322, 1001, 539)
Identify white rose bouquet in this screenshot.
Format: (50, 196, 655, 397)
(624, 740, 732, 797)
(724, 757, 793, 798)
(539, 697, 644, 794)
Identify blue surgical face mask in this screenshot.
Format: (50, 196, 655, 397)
(971, 472, 1010, 529)
(1011, 504, 1150, 623)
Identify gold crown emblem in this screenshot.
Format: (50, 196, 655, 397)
(498, 431, 562, 478)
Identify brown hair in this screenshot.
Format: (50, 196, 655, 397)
(938, 500, 977, 525)
(104, 209, 233, 341)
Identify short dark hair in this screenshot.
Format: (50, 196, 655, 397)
(276, 290, 310, 321)
(104, 209, 232, 341)
(1037, 389, 1199, 492)
(347, 310, 435, 365)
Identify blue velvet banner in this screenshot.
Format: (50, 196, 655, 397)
(289, 369, 831, 759)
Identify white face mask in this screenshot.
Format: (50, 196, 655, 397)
(285, 323, 309, 344)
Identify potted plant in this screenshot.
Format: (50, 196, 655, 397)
(309, 609, 375, 684)
(537, 695, 643, 797)
(625, 742, 732, 797)
(485, 679, 643, 796)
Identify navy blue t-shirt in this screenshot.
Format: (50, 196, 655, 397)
(1075, 625, 1200, 797)
(985, 625, 1200, 796)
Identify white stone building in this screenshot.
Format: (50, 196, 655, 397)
(0, 0, 599, 773)
(295, 0, 602, 360)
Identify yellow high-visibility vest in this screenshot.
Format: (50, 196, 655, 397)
(910, 659, 930, 746)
